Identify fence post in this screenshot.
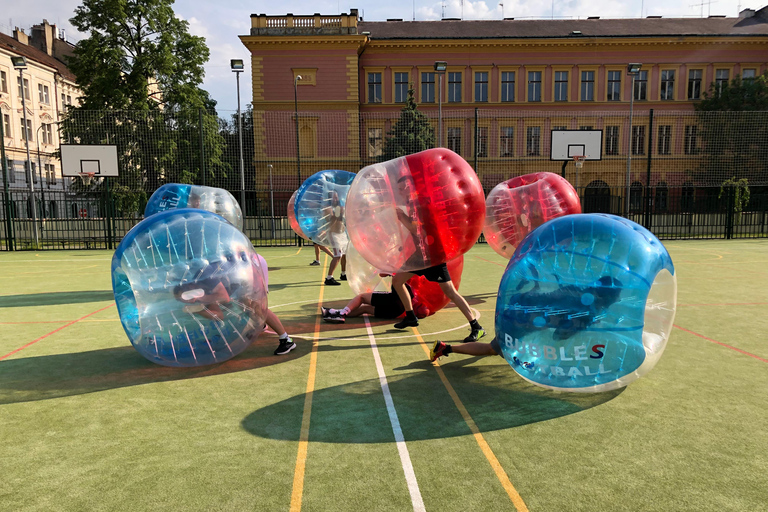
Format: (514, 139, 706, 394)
(199, 108, 206, 186)
(644, 109, 654, 229)
(473, 108, 479, 172)
(0, 118, 14, 251)
(104, 177, 114, 250)
(725, 184, 735, 240)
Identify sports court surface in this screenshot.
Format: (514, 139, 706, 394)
(1, 240, 766, 511)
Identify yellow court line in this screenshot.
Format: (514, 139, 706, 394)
(289, 253, 328, 512)
(414, 329, 529, 512)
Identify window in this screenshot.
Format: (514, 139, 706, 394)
(501, 71, 515, 102)
(681, 182, 695, 212)
(630, 182, 644, 213)
(0, 70, 6, 93)
(394, 72, 408, 103)
(658, 125, 672, 155)
(20, 118, 32, 142)
(605, 126, 619, 155)
(17, 76, 30, 100)
(500, 126, 514, 157)
(554, 71, 568, 101)
(41, 123, 54, 145)
(27, 161, 37, 184)
(421, 72, 435, 103)
(45, 163, 56, 185)
(655, 182, 668, 213)
(367, 128, 382, 158)
(2, 113, 10, 138)
(580, 125, 593, 130)
(607, 70, 621, 101)
(447, 127, 462, 154)
(476, 127, 488, 157)
(580, 71, 594, 101)
(684, 125, 699, 155)
(61, 93, 73, 107)
(631, 125, 645, 155)
(528, 71, 541, 102)
(367, 73, 382, 103)
(474, 72, 488, 102)
(715, 69, 729, 96)
(742, 68, 757, 81)
(447, 72, 462, 102)
(7, 160, 15, 183)
(38, 84, 50, 104)
(688, 69, 702, 100)
(551, 125, 567, 131)
(526, 126, 541, 156)
(660, 70, 675, 100)
(634, 70, 648, 100)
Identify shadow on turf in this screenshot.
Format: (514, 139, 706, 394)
(241, 360, 624, 443)
(0, 291, 115, 308)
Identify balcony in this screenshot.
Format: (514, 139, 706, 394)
(250, 10, 359, 36)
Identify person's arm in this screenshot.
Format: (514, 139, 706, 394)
(397, 208, 418, 235)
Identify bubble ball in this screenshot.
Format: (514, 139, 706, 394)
(112, 209, 268, 367)
(484, 172, 581, 259)
(406, 256, 464, 318)
(287, 190, 309, 240)
(145, 183, 243, 231)
(294, 170, 356, 252)
(346, 148, 485, 273)
(346, 241, 393, 295)
(495, 214, 677, 393)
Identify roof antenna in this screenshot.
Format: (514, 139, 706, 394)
(499, 1, 504, 18)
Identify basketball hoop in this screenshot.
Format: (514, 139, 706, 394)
(79, 172, 95, 186)
(573, 155, 586, 169)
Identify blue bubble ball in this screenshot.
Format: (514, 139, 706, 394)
(145, 184, 243, 231)
(294, 170, 356, 252)
(112, 209, 267, 367)
(495, 214, 677, 392)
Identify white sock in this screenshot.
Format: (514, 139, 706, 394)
(279, 333, 289, 341)
(341, 307, 351, 315)
(327, 275, 333, 279)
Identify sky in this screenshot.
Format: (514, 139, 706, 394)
(3, 0, 755, 114)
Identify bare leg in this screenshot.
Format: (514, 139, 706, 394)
(265, 309, 287, 337)
(392, 273, 415, 312)
(347, 304, 375, 317)
(314, 244, 321, 260)
(327, 256, 340, 277)
(318, 245, 334, 257)
(438, 281, 475, 323)
(340, 254, 347, 273)
(451, 342, 497, 356)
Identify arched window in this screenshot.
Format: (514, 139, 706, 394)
(681, 181, 695, 213)
(584, 180, 612, 213)
(655, 182, 668, 213)
(630, 181, 644, 213)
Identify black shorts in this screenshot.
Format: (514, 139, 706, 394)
(371, 291, 406, 319)
(411, 263, 451, 283)
(490, 336, 501, 355)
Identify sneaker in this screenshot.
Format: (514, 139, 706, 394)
(339, 273, 347, 281)
(321, 307, 332, 317)
(430, 341, 448, 362)
(463, 327, 486, 343)
(323, 312, 345, 324)
(393, 317, 419, 329)
(324, 277, 341, 286)
(309, 260, 320, 266)
(274, 338, 296, 355)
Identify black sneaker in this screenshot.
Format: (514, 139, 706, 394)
(274, 338, 296, 355)
(323, 312, 345, 324)
(339, 274, 347, 281)
(324, 277, 341, 286)
(321, 307, 332, 317)
(394, 317, 419, 329)
(309, 260, 320, 266)
(463, 327, 486, 343)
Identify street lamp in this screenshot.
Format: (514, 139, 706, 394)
(231, 59, 246, 220)
(434, 61, 447, 147)
(625, 63, 642, 218)
(12, 56, 39, 246)
(294, 74, 302, 186)
(36, 123, 47, 220)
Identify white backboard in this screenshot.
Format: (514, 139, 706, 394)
(61, 145, 119, 177)
(550, 130, 603, 161)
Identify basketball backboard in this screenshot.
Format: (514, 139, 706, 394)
(61, 145, 120, 177)
(550, 130, 603, 161)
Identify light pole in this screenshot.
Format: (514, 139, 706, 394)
(36, 124, 46, 220)
(294, 74, 302, 186)
(434, 61, 447, 147)
(625, 63, 642, 218)
(231, 59, 246, 219)
(12, 56, 39, 246)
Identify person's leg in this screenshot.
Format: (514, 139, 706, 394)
(314, 244, 321, 259)
(324, 256, 341, 285)
(430, 340, 497, 361)
(322, 292, 369, 318)
(438, 281, 485, 342)
(266, 309, 296, 355)
(392, 272, 418, 328)
(339, 253, 347, 280)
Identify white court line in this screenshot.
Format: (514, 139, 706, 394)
(364, 315, 425, 512)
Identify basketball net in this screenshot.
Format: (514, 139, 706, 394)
(80, 172, 95, 186)
(573, 156, 586, 169)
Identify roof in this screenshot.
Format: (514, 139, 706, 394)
(358, 10, 768, 39)
(0, 31, 77, 81)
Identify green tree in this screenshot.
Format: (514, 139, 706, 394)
(61, 0, 227, 208)
(380, 86, 435, 161)
(694, 72, 768, 187)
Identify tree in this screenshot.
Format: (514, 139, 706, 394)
(694, 72, 768, 188)
(61, 0, 227, 208)
(380, 86, 435, 161)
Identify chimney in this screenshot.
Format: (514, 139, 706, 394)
(31, 20, 55, 56)
(13, 27, 29, 46)
(739, 8, 755, 18)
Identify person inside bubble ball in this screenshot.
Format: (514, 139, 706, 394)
(391, 174, 485, 342)
(429, 276, 623, 361)
(321, 280, 428, 323)
(321, 190, 348, 286)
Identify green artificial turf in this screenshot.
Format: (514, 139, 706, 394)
(1, 240, 766, 511)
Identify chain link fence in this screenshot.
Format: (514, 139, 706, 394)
(2, 107, 767, 250)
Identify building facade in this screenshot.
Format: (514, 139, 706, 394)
(240, 7, 768, 213)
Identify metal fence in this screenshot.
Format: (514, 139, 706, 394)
(2, 108, 767, 250)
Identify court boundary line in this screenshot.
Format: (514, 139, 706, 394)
(674, 324, 768, 364)
(364, 315, 425, 511)
(0, 303, 115, 361)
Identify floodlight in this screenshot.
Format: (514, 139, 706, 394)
(627, 63, 642, 75)
(11, 56, 27, 69)
(434, 61, 447, 73)
(230, 59, 244, 71)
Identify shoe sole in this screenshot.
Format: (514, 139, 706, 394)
(274, 343, 296, 355)
(323, 318, 345, 324)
